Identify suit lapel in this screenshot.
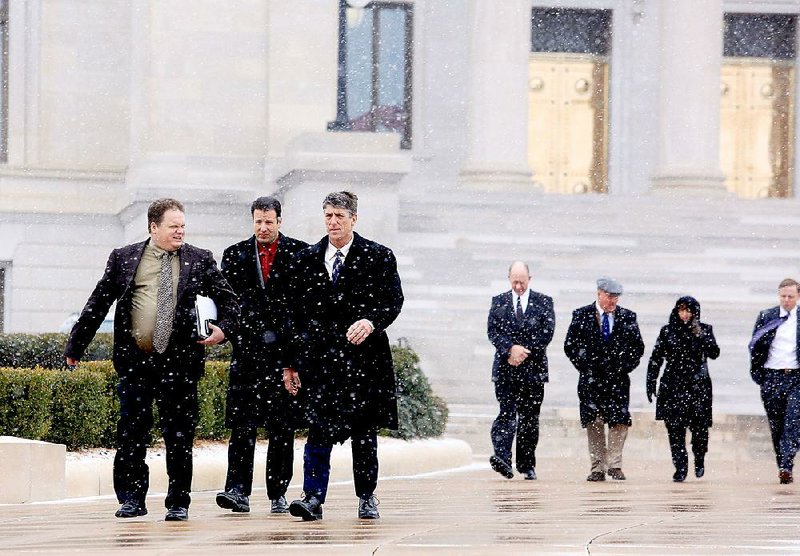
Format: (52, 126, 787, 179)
(176, 245, 193, 302)
(122, 241, 147, 292)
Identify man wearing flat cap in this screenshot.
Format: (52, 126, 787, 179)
(564, 277, 644, 481)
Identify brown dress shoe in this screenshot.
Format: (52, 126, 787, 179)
(586, 471, 606, 482)
(607, 468, 626, 480)
(779, 469, 793, 484)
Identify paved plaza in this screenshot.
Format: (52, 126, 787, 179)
(1, 450, 799, 555)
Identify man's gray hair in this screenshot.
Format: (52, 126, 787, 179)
(323, 190, 358, 216)
(508, 261, 530, 276)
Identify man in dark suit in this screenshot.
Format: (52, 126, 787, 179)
(284, 191, 403, 521)
(749, 278, 800, 484)
(215, 196, 308, 514)
(65, 198, 239, 521)
(487, 261, 555, 481)
(564, 277, 644, 481)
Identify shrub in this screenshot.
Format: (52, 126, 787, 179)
(0, 367, 54, 440)
(389, 345, 449, 439)
(0, 341, 448, 448)
(0, 333, 114, 369)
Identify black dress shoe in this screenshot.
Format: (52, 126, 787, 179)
(586, 471, 606, 482)
(780, 469, 793, 484)
(165, 506, 189, 521)
(289, 494, 323, 521)
(115, 500, 147, 518)
(522, 469, 537, 480)
(358, 495, 380, 519)
(607, 468, 626, 480)
(489, 455, 514, 479)
(216, 490, 250, 513)
(673, 469, 687, 482)
(695, 466, 705, 478)
(270, 495, 289, 514)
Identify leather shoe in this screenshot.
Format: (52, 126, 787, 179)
(289, 494, 323, 521)
(165, 506, 188, 521)
(216, 490, 250, 513)
(489, 455, 514, 479)
(358, 495, 380, 519)
(270, 495, 289, 514)
(115, 500, 147, 518)
(695, 466, 705, 478)
(522, 469, 537, 480)
(607, 468, 626, 480)
(673, 469, 687, 482)
(780, 469, 793, 484)
(586, 471, 606, 482)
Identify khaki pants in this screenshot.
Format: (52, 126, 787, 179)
(587, 416, 628, 473)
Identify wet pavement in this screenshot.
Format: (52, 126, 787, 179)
(1, 452, 798, 554)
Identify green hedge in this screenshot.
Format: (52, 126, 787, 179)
(0, 333, 231, 369)
(0, 344, 447, 449)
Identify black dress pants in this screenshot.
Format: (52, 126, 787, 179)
(224, 423, 295, 500)
(113, 354, 199, 509)
(665, 421, 708, 473)
(302, 427, 378, 504)
(491, 372, 545, 473)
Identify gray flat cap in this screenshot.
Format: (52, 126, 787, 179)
(597, 276, 623, 295)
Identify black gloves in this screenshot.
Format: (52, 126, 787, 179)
(646, 379, 657, 403)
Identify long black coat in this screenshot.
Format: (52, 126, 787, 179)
(220, 233, 308, 429)
(564, 303, 644, 427)
(647, 297, 720, 427)
(288, 232, 403, 443)
(487, 290, 555, 383)
(65, 240, 239, 379)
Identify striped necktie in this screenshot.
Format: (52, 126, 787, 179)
(332, 250, 344, 284)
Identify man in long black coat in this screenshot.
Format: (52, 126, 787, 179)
(285, 191, 403, 521)
(564, 277, 644, 481)
(749, 278, 800, 484)
(64, 198, 239, 521)
(487, 261, 555, 481)
(215, 196, 308, 514)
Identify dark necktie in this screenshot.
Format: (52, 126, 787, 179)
(748, 313, 790, 352)
(516, 297, 524, 322)
(602, 312, 611, 342)
(153, 252, 174, 353)
(332, 250, 344, 284)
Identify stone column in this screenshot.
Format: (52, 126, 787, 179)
(459, 0, 532, 189)
(651, 0, 726, 194)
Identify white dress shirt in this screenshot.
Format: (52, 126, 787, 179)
(325, 237, 353, 279)
(595, 301, 614, 334)
(765, 306, 799, 370)
(513, 289, 530, 315)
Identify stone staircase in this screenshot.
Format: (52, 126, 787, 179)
(387, 188, 800, 425)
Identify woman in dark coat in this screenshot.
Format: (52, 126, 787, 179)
(647, 296, 720, 482)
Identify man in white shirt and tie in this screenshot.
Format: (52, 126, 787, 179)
(487, 261, 555, 480)
(749, 278, 800, 484)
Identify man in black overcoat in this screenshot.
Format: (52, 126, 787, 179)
(215, 196, 308, 514)
(64, 198, 239, 521)
(564, 277, 644, 481)
(749, 278, 800, 484)
(487, 261, 555, 481)
(284, 191, 403, 521)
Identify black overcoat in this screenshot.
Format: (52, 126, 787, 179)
(749, 306, 800, 385)
(564, 303, 644, 427)
(64, 240, 239, 379)
(220, 233, 308, 429)
(487, 290, 555, 383)
(288, 232, 403, 443)
(647, 297, 720, 427)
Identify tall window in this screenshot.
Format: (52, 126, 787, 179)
(328, 1, 413, 149)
